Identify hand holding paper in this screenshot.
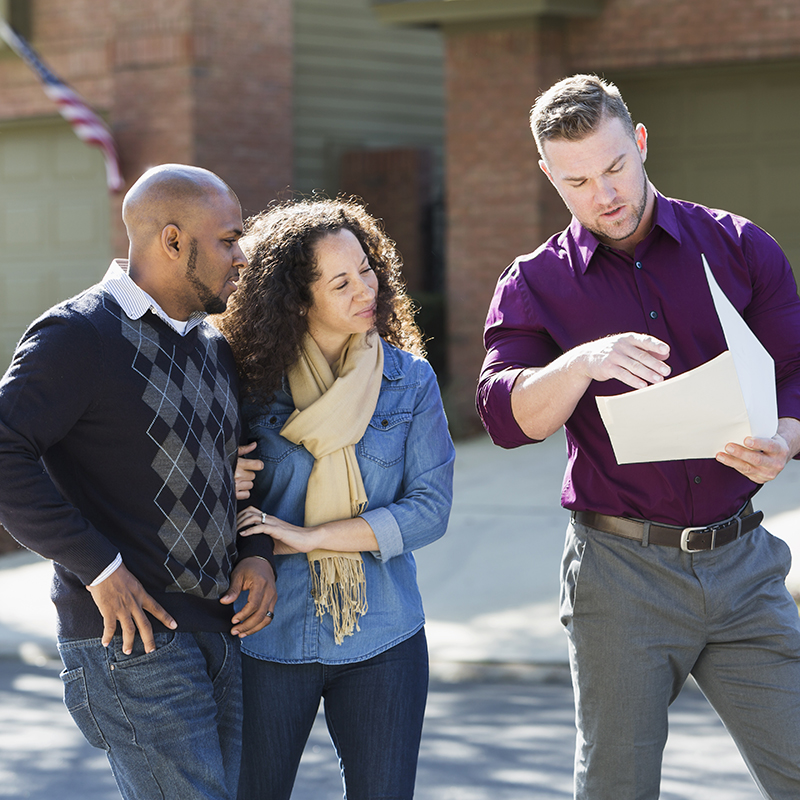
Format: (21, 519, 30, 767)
(596, 255, 778, 464)
(716, 418, 800, 484)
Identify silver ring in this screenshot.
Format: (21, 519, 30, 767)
(265, 611, 274, 619)
(261, 512, 267, 524)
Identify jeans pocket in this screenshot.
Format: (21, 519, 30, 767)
(60, 666, 109, 751)
(109, 631, 177, 667)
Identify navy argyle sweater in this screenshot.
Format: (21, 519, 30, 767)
(0, 285, 271, 638)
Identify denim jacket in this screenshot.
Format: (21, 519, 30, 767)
(239, 339, 455, 664)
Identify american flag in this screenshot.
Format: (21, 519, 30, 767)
(0, 19, 123, 192)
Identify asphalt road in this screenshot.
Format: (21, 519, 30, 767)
(0, 657, 761, 800)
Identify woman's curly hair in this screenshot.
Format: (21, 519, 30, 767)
(217, 196, 424, 404)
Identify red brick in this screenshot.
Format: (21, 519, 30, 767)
(0, 0, 293, 255)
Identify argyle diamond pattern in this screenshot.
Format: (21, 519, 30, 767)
(119, 313, 239, 599)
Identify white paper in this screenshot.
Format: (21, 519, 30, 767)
(596, 254, 778, 464)
(702, 255, 778, 438)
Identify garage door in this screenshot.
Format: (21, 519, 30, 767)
(0, 118, 111, 371)
(611, 61, 800, 287)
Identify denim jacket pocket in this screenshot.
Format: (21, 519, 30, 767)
(248, 412, 304, 464)
(358, 410, 412, 467)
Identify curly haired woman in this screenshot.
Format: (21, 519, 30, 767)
(217, 197, 455, 800)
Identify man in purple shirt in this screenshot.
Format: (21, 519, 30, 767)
(478, 74, 800, 799)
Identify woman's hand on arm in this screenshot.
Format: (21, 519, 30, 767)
(237, 506, 378, 555)
(234, 442, 264, 501)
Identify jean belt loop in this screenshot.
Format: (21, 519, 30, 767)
(736, 515, 742, 540)
(641, 520, 651, 548)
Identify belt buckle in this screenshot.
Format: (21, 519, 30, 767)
(680, 525, 714, 553)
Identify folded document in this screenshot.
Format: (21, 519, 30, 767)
(596, 255, 778, 464)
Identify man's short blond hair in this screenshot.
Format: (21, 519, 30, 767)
(530, 74, 636, 157)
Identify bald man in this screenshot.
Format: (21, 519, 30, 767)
(0, 164, 276, 799)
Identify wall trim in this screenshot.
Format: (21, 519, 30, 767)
(372, 0, 602, 26)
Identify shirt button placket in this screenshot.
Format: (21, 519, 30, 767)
(635, 259, 663, 328)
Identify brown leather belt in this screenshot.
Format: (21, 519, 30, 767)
(572, 501, 762, 553)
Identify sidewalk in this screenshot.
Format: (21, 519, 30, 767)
(418, 430, 571, 672)
(2, 430, 800, 667)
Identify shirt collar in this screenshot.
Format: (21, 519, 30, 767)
(101, 259, 207, 335)
(380, 337, 403, 381)
(569, 187, 683, 273)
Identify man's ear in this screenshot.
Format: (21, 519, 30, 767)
(539, 159, 555, 187)
(635, 123, 648, 164)
(161, 224, 182, 261)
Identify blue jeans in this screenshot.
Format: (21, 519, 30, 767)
(562, 520, 800, 800)
(238, 628, 429, 800)
(58, 630, 242, 800)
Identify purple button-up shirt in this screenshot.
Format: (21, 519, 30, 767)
(478, 190, 800, 526)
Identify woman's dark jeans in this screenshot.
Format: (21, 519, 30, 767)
(238, 628, 429, 800)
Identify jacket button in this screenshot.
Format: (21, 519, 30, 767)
(269, 416, 277, 424)
(381, 419, 389, 427)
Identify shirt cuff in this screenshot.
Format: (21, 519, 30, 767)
(89, 553, 122, 586)
(478, 367, 542, 449)
(361, 507, 403, 561)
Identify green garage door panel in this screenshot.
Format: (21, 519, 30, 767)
(0, 119, 111, 371)
(611, 62, 800, 288)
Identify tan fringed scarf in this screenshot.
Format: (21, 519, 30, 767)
(281, 331, 384, 644)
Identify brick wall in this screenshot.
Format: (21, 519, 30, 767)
(567, 0, 800, 71)
(191, 0, 293, 220)
(340, 147, 434, 295)
(0, 0, 113, 118)
(109, 1, 196, 251)
(444, 19, 570, 433)
(0, 0, 293, 256)
(443, 0, 800, 433)
(110, 0, 293, 251)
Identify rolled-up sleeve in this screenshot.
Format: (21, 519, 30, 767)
(477, 260, 561, 449)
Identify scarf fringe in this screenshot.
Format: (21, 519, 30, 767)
(309, 555, 368, 645)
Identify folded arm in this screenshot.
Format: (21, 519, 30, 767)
(510, 333, 671, 441)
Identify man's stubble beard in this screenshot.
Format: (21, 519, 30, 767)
(584, 167, 649, 246)
(186, 239, 227, 315)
